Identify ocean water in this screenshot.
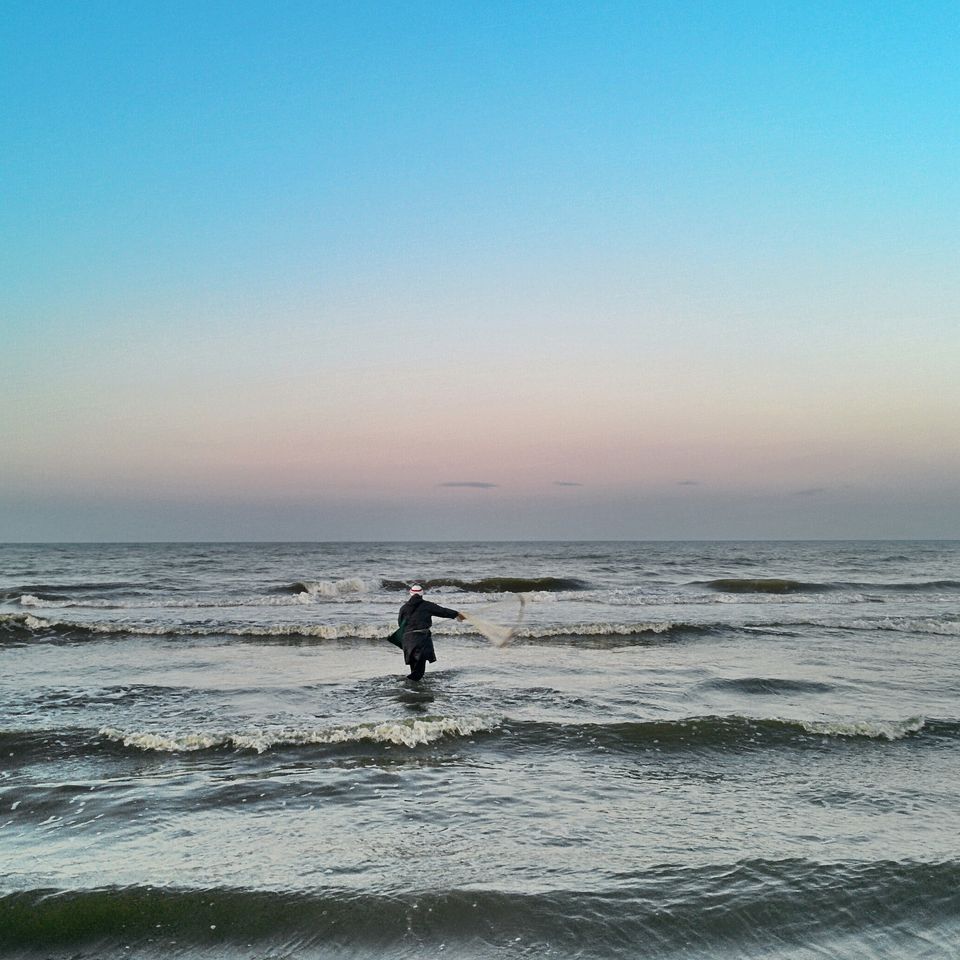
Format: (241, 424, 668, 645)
(2, 540, 960, 959)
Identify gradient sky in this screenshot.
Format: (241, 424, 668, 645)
(2, 0, 958, 540)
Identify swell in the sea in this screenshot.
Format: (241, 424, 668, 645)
(700, 577, 960, 594)
(3, 715, 951, 764)
(0, 612, 721, 646)
(6, 610, 959, 648)
(288, 575, 591, 594)
(0, 582, 146, 602)
(3, 859, 959, 956)
(6, 572, 591, 608)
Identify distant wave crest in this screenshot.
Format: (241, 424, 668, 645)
(0, 582, 141, 602)
(700, 677, 835, 695)
(702, 578, 833, 594)
(701, 577, 960, 595)
(383, 576, 589, 593)
(282, 577, 380, 597)
(505, 714, 934, 754)
(281, 575, 589, 596)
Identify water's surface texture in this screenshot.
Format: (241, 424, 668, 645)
(2, 540, 959, 958)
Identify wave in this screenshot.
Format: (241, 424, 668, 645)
(505, 715, 937, 753)
(1, 612, 83, 643)
(5, 715, 955, 764)
(699, 677, 835, 695)
(18, 594, 124, 609)
(701, 577, 960, 595)
(282, 577, 381, 597)
(701, 578, 834, 594)
(98, 716, 496, 753)
(17, 591, 386, 610)
(841, 615, 960, 636)
(0, 612, 399, 644)
(280, 575, 589, 596)
(7, 608, 959, 649)
(0, 612, 719, 647)
(509, 620, 720, 646)
(384, 576, 590, 593)
(0, 581, 145, 603)
(864, 579, 960, 592)
(750, 614, 960, 638)
(0, 727, 105, 765)
(0, 716, 497, 764)
(3, 858, 959, 954)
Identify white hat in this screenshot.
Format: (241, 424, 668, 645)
(409, 584, 424, 595)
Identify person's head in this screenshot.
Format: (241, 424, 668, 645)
(409, 584, 424, 597)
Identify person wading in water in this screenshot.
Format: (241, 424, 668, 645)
(388, 584, 465, 681)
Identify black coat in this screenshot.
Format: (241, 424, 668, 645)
(393, 594, 460, 664)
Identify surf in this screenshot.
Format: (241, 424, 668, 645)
(5, 858, 960, 955)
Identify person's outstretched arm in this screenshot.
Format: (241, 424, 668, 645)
(423, 601, 465, 621)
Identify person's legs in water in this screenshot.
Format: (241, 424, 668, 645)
(408, 654, 427, 681)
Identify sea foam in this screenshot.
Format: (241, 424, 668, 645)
(797, 717, 926, 740)
(99, 716, 498, 753)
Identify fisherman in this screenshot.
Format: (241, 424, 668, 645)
(387, 584, 465, 681)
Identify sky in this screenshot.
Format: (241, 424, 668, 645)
(2, 0, 958, 541)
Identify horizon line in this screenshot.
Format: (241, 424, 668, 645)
(2, 537, 957, 546)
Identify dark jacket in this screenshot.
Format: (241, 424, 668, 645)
(392, 594, 460, 664)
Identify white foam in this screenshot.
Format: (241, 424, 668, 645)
(513, 621, 679, 638)
(20, 595, 76, 608)
(100, 729, 227, 752)
(853, 617, 960, 637)
(714, 593, 871, 605)
(1, 612, 52, 630)
(230, 623, 392, 640)
(38, 596, 246, 612)
(296, 578, 380, 598)
(6, 611, 694, 644)
(19, 577, 379, 610)
(7, 612, 396, 641)
(99, 716, 497, 753)
(798, 717, 925, 740)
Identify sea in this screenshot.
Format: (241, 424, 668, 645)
(2, 540, 959, 959)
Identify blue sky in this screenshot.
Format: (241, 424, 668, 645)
(2, 0, 958, 540)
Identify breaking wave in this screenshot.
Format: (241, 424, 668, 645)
(281, 577, 380, 597)
(384, 576, 589, 593)
(842, 616, 960, 636)
(98, 716, 497, 753)
(0, 612, 717, 646)
(508, 620, 719, 646)
(15, 593, 372, 610)
(748, 614, 960, 638)
(6, 715, 950, 766)
(280, 575, 589, 596)
(7, 608, 959, 649)
(0, 612, 399, 644)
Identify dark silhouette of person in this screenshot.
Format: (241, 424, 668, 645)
(387, 584, 465, 681)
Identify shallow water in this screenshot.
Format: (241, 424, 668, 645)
(2, 541, 960, 958)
